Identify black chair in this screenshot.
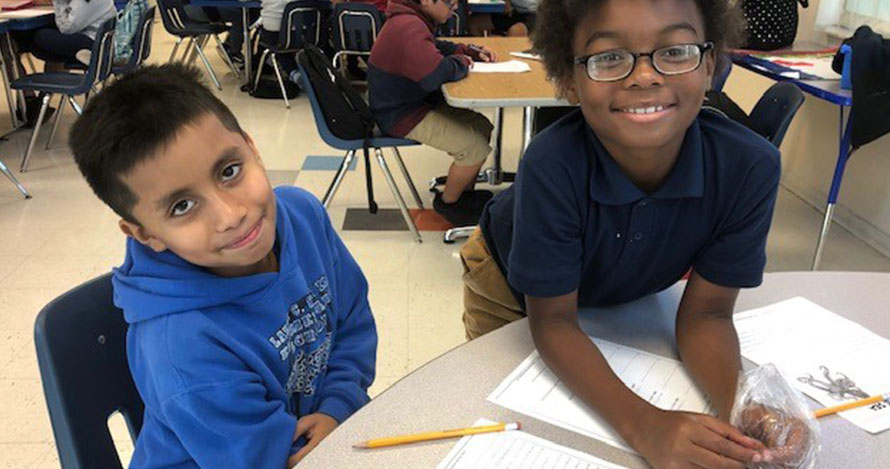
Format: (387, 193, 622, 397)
(112, 6, 157, 76)
(34, 273, 144, 468)
(748, 81, 805, 147)
(254, 0, 332, 108)
(157, 0, 238, 89)
(331, 2, 384, 77)
(436, 0, 467, 36)
(11, 18, 116, 173)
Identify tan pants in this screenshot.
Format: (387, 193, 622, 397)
(406, 104, 493, 167)
(460, 228, 524, 340)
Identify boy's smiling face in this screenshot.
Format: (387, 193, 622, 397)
(119, 113, 278, 278)
(565, 0, 714, 160)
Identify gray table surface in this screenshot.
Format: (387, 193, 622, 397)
(301, 272, 890, 468)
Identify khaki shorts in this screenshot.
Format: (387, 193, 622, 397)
(460, 228, 524, 340)
(406, 104, 493, 167)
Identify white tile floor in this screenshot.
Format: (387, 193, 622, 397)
(0, 26, 888, 468)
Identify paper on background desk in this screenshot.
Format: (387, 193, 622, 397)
(488, 339, 712, 452)
(437, 419, 629, 469)
(734, 297, 890, 433)
(754, 53, 841, 80)
(470, 60, 531, 73)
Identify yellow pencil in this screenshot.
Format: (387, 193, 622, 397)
(353, 422, 522, 449)
(814, 392, 890, 418)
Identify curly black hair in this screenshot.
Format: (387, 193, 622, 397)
(531, 0, 745, 95)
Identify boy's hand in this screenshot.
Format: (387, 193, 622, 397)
(476, 47, 498, 63)
(634, 410, 765, 469)
(737, 404, 811, 466)
(455, 53, 474, 69)
(287, 413, 339, 467)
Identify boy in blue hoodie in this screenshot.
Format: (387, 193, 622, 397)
(69, 64, 377, 468)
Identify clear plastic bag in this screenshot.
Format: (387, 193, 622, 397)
(730, 364, 820, 469)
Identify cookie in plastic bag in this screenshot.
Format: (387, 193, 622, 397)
(730, 364, 820, 469)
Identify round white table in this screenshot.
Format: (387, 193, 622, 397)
(302, 272, 890, 468)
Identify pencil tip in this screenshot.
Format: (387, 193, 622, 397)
(353, 443, 369, 449)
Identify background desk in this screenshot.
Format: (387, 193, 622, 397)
(731, 51, 854, 271)
(303, 272, 890, 468)
(442, 36, 564, 184)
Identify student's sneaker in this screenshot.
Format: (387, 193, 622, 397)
(220, 43, 245, 69)
(433, 190, 494, 226)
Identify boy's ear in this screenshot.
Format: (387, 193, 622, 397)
(704, 52, 717, 87)
(119, 219, 168, 253)
(562, 77, 581, 105)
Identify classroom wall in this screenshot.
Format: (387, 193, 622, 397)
(723, 0, 890, 259)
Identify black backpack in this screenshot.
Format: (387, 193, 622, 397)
(298, 44, 378, 213)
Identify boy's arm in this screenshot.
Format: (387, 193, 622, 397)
(675, 271, 742, 420)
(528, 293, 763, 468)
(315, 205, 377, 424)
(388, 21, 470, 91)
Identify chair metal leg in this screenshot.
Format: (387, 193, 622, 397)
(66, 95, 83, 116)
(253, 49, 270, 91)
(812, 203, 835, 270)
(0, 156, 30, 198)
(322, 150, 355, 208)
(20, 93, 50, 173)
(1, 33, 23, 128)
(169, 37, 183, 63)
(186, 36, 202, 65)
(45, 94, 66, 150)
(375, 148, 422, 243)
(194, 40, 222, 90)
(391, 147, 423, 209)
(270, 53, 290, 109)
(212, 34, 240, 79)
(443, 226, 475, 244)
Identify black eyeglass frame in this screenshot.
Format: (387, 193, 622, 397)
(573, 42, 715, 82)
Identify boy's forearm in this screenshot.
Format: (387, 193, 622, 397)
(530, 315, 655, 446)
(676, 314, 742, 420)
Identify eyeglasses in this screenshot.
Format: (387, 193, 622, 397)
(573, 42, 714, 82)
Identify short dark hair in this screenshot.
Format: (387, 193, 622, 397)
(70, 64, 243, 223)
(532, 0, 745, 95)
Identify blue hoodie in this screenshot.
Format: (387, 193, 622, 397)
(113, 187, 377, 468)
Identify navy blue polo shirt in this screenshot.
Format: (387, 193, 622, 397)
(480, 109, 780, 308)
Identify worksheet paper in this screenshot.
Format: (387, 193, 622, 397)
(734, 297, 890, 433)
(470, 60, 531, 73)
(437, 419, 629, 469)
(488, 339, 713, 452)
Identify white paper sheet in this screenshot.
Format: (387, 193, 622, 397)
(734, 297, 890, 433)
(488, 339, 712, 452)
(470, 60, 531, 73)
(437, 419, 629, 469)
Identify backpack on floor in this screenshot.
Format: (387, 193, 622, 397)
(113, 0, 149, 64)
(298, 44, 378, 213)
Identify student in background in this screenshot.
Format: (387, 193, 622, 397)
(468, 0, 538, 37)
(368, 0, 498, 226)
(70, 64, 377, 468)
(460, 0, 801, 466)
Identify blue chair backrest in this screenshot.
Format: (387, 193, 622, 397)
(332, 2, 384, 53)
(156, 0, 191, 34)
(34, 273, 144, 469)
(279, 0, 332, 50)
(749, 81, 805, 147)
(436, 0, 467, 36)
(77, 18, 117, 92)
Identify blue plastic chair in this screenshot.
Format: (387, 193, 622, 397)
(112, 6, 157, 76)
(34, 273, 144, 469)
(296, 51, 426, 243)
(157, 0, 238, 90)
(11, 18, 116, 173)
(331, 2, 384, 73)
(749, 81, 805, 147)
(436, 0, 467, 37)
(254, 0, 332, 108)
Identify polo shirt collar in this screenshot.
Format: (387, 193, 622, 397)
(587, 119, 705, 205)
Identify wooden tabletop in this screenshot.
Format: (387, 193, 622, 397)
(441, 36, 566, 108)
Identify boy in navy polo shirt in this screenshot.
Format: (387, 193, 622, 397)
(461, 0, 786, 467)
